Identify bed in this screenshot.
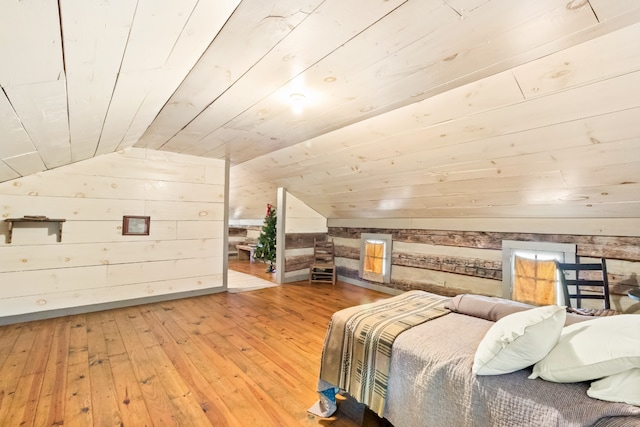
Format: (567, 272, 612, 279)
(310, 291, 640, 426)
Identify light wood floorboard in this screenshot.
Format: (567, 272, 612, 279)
(0, 260, 391, 426)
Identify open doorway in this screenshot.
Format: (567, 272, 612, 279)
(227, 221, 276, 290)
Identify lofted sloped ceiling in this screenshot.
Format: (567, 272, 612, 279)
(1, 0, 639, 220)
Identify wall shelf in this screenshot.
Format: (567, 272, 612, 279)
(4, 216, 66, 244)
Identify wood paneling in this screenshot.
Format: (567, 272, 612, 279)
(0, 0, 63, 86)
(224, 1, 640, 219)
(153, 0, 407, 156)
(1, 194, 146, 221)
(0, 266, 108, 299)
(283, 232, 325, 276)
(280, 190, 329, 278)
(285, 191, 327, 233)
(589, 0, 640, 21)
(1, 0, 638, 224)
(0, 149, 226, 318)
(256, 69, 640, 218)
(0, 239, 221, 272)
(0, 168, 223, 206)
(285, 232, 328, 249)
(106, 258, 221, 287)
(1, 152, 46, 177)
(0, 162, 20, 182)
(330, 227, 640, 261)
(513, 22, 640, 98)
(228, 227, 248, 238)
(4, 81, 70, 169)
(95, 0, 241, 156)
(0, 275, 223, 318)
(330, 225, 640, 313)
(393, 252, 502, 280)
(0, 92, 35, 161)
(286, 254, 315, 272)
(61, 0, 135, 162)
(63, 154, 210, 183)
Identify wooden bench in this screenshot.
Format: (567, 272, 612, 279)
(236, 244, 256, 262)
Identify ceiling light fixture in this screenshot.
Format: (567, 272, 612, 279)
(290, 93, 305, 114)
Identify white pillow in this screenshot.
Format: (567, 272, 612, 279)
(588, 368, 640, 406)
(530, 315, 640, 383)
(473, 305, 566, 375)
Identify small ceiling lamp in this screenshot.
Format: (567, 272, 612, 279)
(290, 93, 305, 114)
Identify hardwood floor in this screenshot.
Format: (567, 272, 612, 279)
(0, 260, 391, 426)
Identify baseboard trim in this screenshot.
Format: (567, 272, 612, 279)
(283, 273, 309, 283)
(0, 286, 226, 326)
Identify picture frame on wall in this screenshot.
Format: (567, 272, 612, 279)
(122, 216, 150, 236)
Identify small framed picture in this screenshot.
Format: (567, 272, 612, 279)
(122, 216, 150, 236)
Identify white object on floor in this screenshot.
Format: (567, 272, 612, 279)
(227, 270, 278, 293)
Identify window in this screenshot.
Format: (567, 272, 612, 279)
(512, 253, 558, 305)
(360, 233, 392, 283)
(502, 240, 576, 305)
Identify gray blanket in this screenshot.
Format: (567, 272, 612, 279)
(385, 312, 640, 427)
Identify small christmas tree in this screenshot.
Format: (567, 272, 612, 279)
(254, 203, 277, 272)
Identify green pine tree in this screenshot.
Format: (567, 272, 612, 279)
(254, 204, 277, 272)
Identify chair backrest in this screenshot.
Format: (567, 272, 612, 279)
(555, 258, 611, 309)
(313, 239, 335, 264)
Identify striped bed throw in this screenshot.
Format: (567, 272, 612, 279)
(318, 290, 450, 417)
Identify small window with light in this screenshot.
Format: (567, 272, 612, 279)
(360, 233, 392, 283)
(502, 240, 576, 305)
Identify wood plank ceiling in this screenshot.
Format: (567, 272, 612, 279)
(1, 0, 639, 220)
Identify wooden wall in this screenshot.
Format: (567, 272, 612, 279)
(281, 191, 327, 282)
(228, 226, 248, 256)
(0, 148, 227, 321)
(329, 218, 640, 314)
(228, 224, 261, 256)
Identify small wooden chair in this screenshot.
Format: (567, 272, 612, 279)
(555, 258, 613, 311)
(309, 239, 336, 285)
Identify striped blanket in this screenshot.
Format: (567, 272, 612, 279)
(312, 290, 450, 417)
